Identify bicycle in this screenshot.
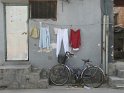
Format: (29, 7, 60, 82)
(49, 52, 105, 88)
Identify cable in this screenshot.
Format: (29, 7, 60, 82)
(31, 19, 113, 27)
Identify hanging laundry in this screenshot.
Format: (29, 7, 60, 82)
(54, 28, 70, 57)
(39, 26, 50, 49)
(69, 29, 81, 51)
(30, 26, 39, 39)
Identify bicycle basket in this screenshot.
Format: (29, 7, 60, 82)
(58, 54, 66, 64)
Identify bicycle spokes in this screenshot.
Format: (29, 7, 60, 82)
(82, 67, 104, 88)
(49, 64, 70, 85)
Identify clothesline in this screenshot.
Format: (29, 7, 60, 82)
(31, 19, 112, 27)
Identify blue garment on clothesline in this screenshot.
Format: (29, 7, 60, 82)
(39, 27, 50, 49)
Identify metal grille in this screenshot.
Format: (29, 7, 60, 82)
(29, 0, 57, 19)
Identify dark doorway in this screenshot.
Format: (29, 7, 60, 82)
(114, 0, 124, 61)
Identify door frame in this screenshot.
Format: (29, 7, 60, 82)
(4, 4, 29, 61)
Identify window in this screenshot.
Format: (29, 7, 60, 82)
(114, 0, 124, 7)
(29, 0, 57, 19)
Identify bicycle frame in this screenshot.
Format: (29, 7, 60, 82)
(58, 52, 93, 81)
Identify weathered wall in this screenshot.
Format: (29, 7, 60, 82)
(29, 0, 102, 68)
(0, 0, 102, 69)
(0, 0, 4, 65)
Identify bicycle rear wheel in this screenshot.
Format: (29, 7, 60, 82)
(81, 66, 104, 88)
(49, 64, 71, 86)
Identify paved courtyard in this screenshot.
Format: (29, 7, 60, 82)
(0, 86, 124, 93)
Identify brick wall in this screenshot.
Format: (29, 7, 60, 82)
(118, 7, 124, 27)
(114, 7, 124, 27)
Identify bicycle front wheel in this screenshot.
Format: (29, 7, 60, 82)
(49, 64, 71, 86)
(81, 66, 104, 88)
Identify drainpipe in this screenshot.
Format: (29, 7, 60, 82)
(102, 15, 106, 74)
(105, 15, 109, 75)
(103, 15, 109, 75)
(102, 0, 110, 75)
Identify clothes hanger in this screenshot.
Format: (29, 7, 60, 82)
(71, 26, 80, 32)
(70, 25, 77, 31)
(39, 22, 43, 27)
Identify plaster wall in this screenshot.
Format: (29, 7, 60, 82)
(0, 0, 102, 69)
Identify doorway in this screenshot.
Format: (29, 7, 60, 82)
(114, 0, 124, 61)
(5, 5, 28, 61)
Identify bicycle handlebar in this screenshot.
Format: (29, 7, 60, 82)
(65, 51, 74, 57)
(65, 52, 92, 63)
(81, 59, 92, 63)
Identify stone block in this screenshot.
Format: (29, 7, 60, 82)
(108, 63, 116, 76)
(0, 65, 49, 89)
(8, 82, 19, 89)
(28, 69, 42, 81)
(109, 76, 124, 87)
(40, 68, 49, 79)
(118, 69, 124, 78)
(37, 79, 49, 89)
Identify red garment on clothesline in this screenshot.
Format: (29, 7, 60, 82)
(69, 29, 81, 48)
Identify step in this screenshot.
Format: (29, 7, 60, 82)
(3, 62, 31, 65)
(0, 65, 49, 89)
(0, 64, 32, 75)
(114, 61, 124, 70)
(19, 79, 49, 89)
(8, 79, 49, 89)
(114, 84, 124, 89)
(118, 69, 124, 78)
(0, 64, 32, 88)
(109, 76, 124, 87)
(0, 64, 31, 69)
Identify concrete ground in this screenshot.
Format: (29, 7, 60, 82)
(0, 86, 124, 93)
